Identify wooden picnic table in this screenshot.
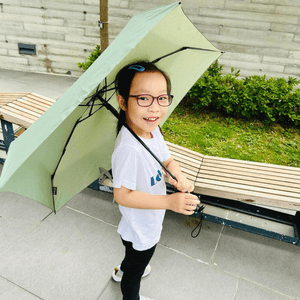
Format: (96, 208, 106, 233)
(0, 93, 55, 128)
(0, 93, 54, 158)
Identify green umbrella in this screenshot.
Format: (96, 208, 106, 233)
(0, 2, 222, 212)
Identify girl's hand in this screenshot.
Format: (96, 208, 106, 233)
(168, 192, 200, 215)
(169, 173, 194, 193)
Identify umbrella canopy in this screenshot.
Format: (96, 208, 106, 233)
(0, 2, 222, 212)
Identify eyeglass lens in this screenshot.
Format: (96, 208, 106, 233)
(136, 94, 172, 107)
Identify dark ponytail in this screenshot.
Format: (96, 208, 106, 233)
(115, 60, 171, 136)
(117, 110, 126, 135)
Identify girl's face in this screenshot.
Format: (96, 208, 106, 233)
(118, 71, 169, 139)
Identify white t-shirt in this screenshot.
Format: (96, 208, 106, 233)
(112, 126, 171, 251)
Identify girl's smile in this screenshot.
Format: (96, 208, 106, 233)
(144, 117, 159, 122)
(117, 71, 169, 139)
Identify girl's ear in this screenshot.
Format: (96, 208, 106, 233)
(117, 95, 127, 111)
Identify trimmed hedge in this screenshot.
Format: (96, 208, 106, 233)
(187, 61, 300, 126)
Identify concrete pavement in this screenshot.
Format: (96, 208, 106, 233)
(0, 68, 299, 300)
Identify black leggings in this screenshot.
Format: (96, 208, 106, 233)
(120, 238, 157, 300)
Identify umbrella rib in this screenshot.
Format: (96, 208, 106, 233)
(52, 41, 216, 210)
(51, 82, 117, 209)
(151, 46, 220, 64)
(51, 88, 104, 211)
(51, 118, 81, 213)
(79, 84, 116, 107)
(78, 91, 117, 123)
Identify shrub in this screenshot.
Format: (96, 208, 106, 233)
(77, 45, 101, 71)
(188, 61, 300, 126)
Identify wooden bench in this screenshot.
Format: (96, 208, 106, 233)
(0, 93, 54, 161)
(166, 141, 300, 212)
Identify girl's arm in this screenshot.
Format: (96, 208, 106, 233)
(163, 156, 194, 193)
(114, 186, 199, 215)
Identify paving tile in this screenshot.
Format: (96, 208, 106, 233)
(67, 188, 121, 227)
(96, 280, 122, 300)
(160, 210, 223, 264)
(0, 69, 26, 80)
(0, 191, 51, 255)
(0, 277, 42, 300)
(235, 278, 296, 300)
(140, 244, 238, 300)
(98, 243, 239, 300)
(0, 206, 123, 300)
(0, 68, 77, 99)
(212, 226, 300, 299)
(0, 79, 32, 93)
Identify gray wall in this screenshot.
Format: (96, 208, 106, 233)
(0, 0, 100, 77)
(1, 0, 300, 81)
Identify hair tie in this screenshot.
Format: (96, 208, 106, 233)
(128, 65, 145, 72)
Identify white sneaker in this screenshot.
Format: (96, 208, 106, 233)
(139, 296, 157, 300)
(112, 264, 151, 282)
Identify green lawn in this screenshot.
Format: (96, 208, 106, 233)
(162, 107, 300, 167)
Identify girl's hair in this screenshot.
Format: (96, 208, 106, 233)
(115, 61, 171, 135)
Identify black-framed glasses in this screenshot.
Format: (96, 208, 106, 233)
(129, 94, 173, 107)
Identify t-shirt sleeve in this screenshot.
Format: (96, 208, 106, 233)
(112, 145, 138, 190)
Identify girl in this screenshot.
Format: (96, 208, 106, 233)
(111, 61, 200, 300)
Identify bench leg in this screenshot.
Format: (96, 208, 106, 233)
(295, 212, 300, 246)
(1, 119, 14, 152)
(89, 179, 99, 190)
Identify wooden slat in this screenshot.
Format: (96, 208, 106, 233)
(0, 93, 28, 97)
(194, 181, 298, 202)
(166, 141, 204, 160)
(2, 105, 38, 121)
(30, 92, 55, 103)
(0, 108, 34, 127)
(18, 98, 51, 111)
(167, 142, 203, 169)
(0, 94, 27, 105)
(199, 169, 300, 190)
(14, 100, 46, 115)
(167, 142, 203, 183)
(0, 106, 36, 124)
(200, 163, 300, 182)
(7, 103, 42, 119)
(21, 95, 54, 107)
(0, 92, 54, 128)
(202, 162, 300, 179)
(197, 177, 299, 198)
(204, 155, 300, 173)
(171, 153, 199, 169)
(194, 183, 300, 211)
(166, 140, 300, 211)
(0, 93, 28, 102)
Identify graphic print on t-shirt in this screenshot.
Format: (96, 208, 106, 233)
(150, 169, 162, 186)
